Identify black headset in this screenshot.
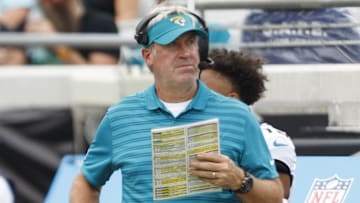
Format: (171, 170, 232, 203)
(134, 12, 161, 46)
(134, 10, 213, 68)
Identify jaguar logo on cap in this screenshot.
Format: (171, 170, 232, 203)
(170, 16, 186, 26)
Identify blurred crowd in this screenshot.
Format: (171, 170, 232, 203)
(2, 0, 360, 66)
(0, 0, 165, 66)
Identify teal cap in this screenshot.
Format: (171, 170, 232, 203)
(147, 13, 207, 46)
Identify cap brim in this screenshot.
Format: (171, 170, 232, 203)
(153, 28, 207, 45)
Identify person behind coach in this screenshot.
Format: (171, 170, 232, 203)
(199, 48, 296, 202)
(70, 5, 283, 203)
(0, 175, 14, 203)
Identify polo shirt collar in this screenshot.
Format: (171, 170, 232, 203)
(189, 80, 209, 110)
(144, 84, 163, 110)
(144, 80, 210, 111)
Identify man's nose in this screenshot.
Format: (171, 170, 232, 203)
(177, 42, 192, 56)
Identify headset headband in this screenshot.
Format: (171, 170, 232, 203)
(134, 9, 212, 67)
(134, 10, 208, 46)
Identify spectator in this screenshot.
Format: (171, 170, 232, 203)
(82, 0, 143, 67)
(82, 0, 138, 25)
(0, 47, 27, 65)
(25, 0, 120, 64)
(199, 48, 296, 202)
(0, 0, 35, 31)
(0, 0, 36, 65)
(70, 5, 283, 203)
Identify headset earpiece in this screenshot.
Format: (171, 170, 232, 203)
(134, 12, 159, 45)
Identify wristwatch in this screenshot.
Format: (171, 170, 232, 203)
(232, 171, 253, 194)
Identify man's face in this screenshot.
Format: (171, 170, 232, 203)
(200, 69, 234, 97)
(143, 32, 200, 87)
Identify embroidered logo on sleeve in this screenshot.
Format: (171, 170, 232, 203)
(273, 139, 288, 147)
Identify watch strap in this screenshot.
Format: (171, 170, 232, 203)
(231, 171, 253, 194)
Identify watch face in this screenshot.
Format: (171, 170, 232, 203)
(235, 172, 253, 194)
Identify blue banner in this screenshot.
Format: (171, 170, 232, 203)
(290, 156, 360, 203)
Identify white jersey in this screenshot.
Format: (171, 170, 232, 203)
(0, 176, 14, 203)
(260, 123, 296, 177)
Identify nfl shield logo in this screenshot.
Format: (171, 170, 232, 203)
(305, 175, 353, 203)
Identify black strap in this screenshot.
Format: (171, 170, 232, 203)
(275, 159, 293, 185)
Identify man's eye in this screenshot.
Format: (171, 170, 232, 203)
(188, 37, 196, 45)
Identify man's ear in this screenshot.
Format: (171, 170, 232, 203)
(227, 92, 240, 100)
(142, 47, 153, 72)
(142, 48, 151, 64)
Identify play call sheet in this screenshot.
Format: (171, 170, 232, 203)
(151, 118, 221, 200)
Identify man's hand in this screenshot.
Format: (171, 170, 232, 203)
(190, 152, 283, 203)
(189, 152, 245, 190)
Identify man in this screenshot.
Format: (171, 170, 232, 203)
(199, 48, 296, 202)
(70, 6, 283, 202)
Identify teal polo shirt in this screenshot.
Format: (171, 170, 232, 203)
(81, 80, 277, 202)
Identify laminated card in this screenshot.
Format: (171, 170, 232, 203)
(151, 118, 221, 200)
